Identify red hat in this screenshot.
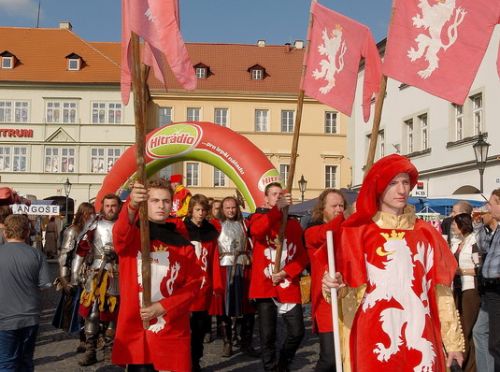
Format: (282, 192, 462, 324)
(344, 154, 418, 227)
(170, 174, 183, 183)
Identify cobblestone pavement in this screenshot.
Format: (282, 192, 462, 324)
(35, 261, 319, 371)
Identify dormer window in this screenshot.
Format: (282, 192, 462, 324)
(65, 53, 83, 71)
(248, 64, 266, 80)
(194, 63, 210, 79)
(0, 51, 16, 69)
(2, 56, 13, 69)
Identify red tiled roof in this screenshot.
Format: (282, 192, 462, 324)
(0, 27, 120, 84)
(1, 26, 305, 94)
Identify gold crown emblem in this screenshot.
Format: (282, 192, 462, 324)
(335, 24, 343, 31)
(154, 243, 169, 252)
(380, 230, 405, 241)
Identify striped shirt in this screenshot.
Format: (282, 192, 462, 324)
(477, 224, 500, 279)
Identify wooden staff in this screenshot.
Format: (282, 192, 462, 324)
(273, 0, 316, 274)
(364, 1, 396, 176)
(130, 32, 152, 327)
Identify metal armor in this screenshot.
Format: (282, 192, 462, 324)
(218, 220, 251, 266)
(58, 225, 78, 279)
(83, 217, 119, 296)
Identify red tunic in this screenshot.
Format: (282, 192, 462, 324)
(304, 214, 344, 333)
(178, 218, 223, 312)
(338, 219, 457, 372)
(248, 206, 308, 303)
(112, 205, 203, 372)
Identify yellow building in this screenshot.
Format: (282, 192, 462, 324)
(0, 24, 350, 208)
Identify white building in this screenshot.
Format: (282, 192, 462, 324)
(350, 27, 500, 199)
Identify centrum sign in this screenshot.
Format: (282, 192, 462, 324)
(11, 204, 60, 216)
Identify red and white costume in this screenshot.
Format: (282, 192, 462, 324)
(248, 206, 308, 303)
(112, 204, 203, 371)
(336, 154, 463, 372)
(304, 214, 344, 333)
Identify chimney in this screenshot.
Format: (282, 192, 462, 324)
(257, 40, 266, 48)
(59, 21, 73, 31)
(294, 40, 304, 49)
(284, 43, 292, 52)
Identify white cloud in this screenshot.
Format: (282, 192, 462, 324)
(0, 0, 38, 18)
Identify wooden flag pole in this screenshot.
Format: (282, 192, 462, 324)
(130, 32, 152, 327)
(364, 1, 396, 176)
(273, 0, 316, 275)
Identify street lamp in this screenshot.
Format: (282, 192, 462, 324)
(298, 174, 308, 202)
(63, 178, 72, 225)
(473, 133, 490, 194)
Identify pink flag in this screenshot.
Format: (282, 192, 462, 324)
(383, 0, 500, 105)
(302, 2, 382, 122)
(121, 0, 197, 104)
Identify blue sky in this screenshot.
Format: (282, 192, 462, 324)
(0, 0, 392, 44)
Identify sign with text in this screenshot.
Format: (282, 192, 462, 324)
(412, 180, 427, 198)
(11, 204, 60, 216)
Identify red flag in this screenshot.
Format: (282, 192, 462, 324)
(302, 2, 382, 122)
(383, 0, 500, 105)
(121, 0, 197, 104)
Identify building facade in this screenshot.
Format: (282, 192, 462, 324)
(0, 25, 351, 209)
(349, 27, 500, 199)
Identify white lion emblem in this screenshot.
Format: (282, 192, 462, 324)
(264, 238, 296, 288)
(312, 25, 347, 94)
(363, 231, 435, 372)
(407, 0, 466, 79)
(137, 249, 181, 334)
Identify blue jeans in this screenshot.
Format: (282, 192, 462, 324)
(473, 301, 495, 372)
(0, 325, 39, 372)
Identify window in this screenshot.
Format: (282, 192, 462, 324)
(279, 164, 289, 187)
(46, 100, 78, 124)
(325, 111, 337, 134)
(195, 67, 207, 79)
(454, 104, 464, 141)
(0, 146, 29, 172)
(68, 58, 80, 71)
(281, 110, 294, 133)
(405, 118, 414, 153)
(90, 148, 122, 173)
(2, 56, 13, 69)
(187, 107, 200, 122)
(0, 100, 29, 123)
(251, 69, 264, 80)
(92, 102, 122, 124)
(186, 162, 199, 186)
(325, 165, 337, 188)
(13, 147, 27, 171)
(213, 168, 226, 187)
(45, 147, 75, 173)
(255, 109, 269, 132)
(0, 101, 12, 122)
(471, 93, 483, 135)
(214, 108, 228, 127)
(379, 130, 385, 158)
(158, 107, 173, 126)
(0, 147, 11, 171)
(419, 114, 429, 150)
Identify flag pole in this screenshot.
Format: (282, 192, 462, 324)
(273, 0, 316, 274)
(326, 231, 343, 372)
(130, 32, 152, 328)
(364, 1, 396, 176)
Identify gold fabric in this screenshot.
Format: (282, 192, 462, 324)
(436, 284, 465, 353)
(372, 205, 416, 230)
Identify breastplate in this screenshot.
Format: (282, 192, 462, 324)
(90, 218, 116, 270)
(218, 220, 249, 266)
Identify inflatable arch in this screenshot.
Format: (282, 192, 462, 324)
(95, 122, 280, 211)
